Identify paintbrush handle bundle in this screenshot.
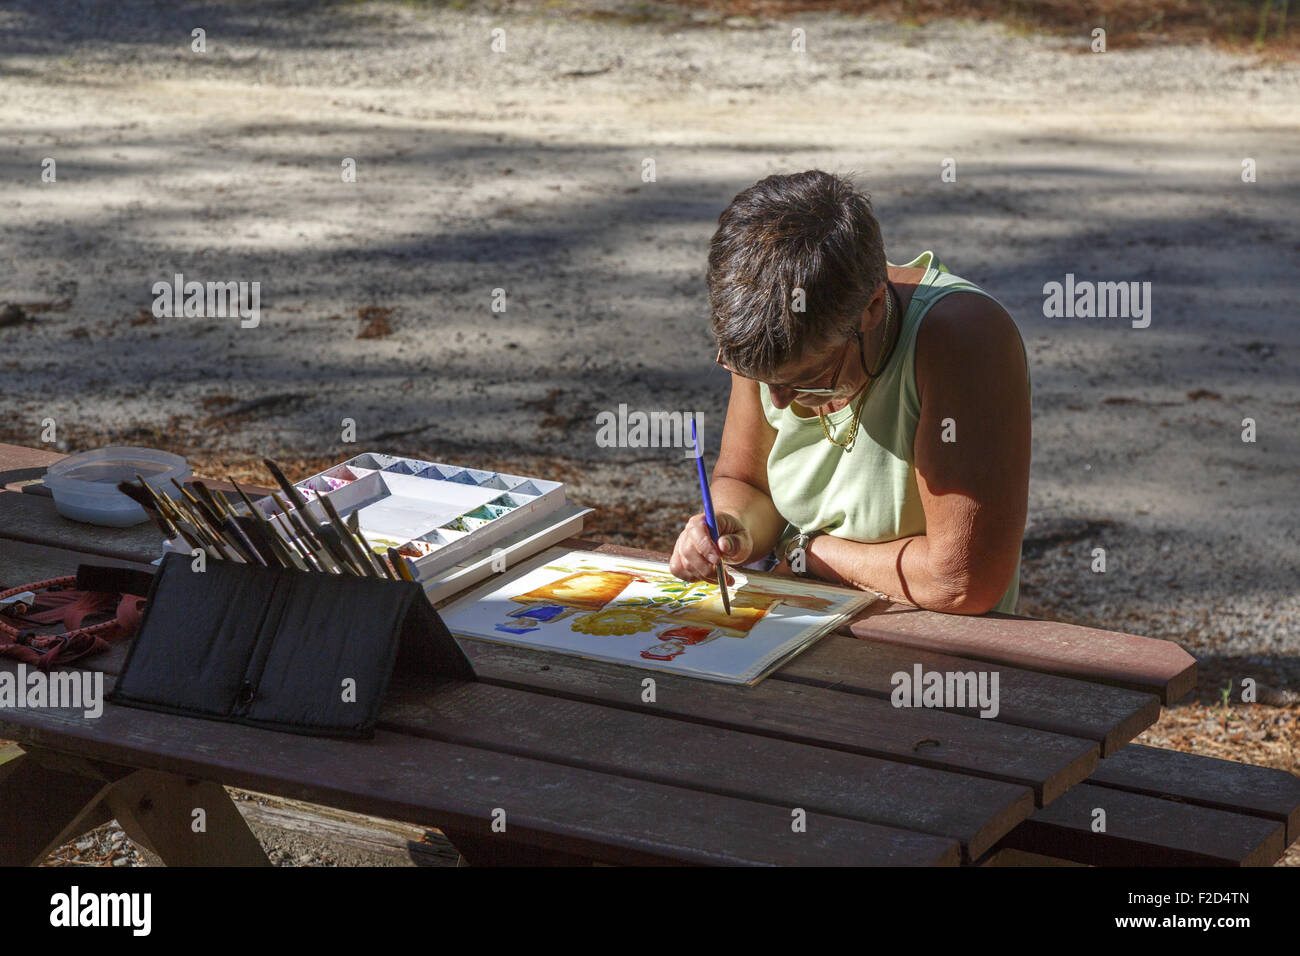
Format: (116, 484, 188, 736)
(142, 453, 582, 600)
(120, 459, 409, 580)
(251, 452, 568, 584)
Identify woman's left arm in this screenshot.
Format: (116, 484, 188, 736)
(801, 293, 1031, 614)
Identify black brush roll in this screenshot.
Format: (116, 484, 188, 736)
(110, 552, 474, 738)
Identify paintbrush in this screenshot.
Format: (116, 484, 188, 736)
(350, 512, 392, 580)
(319, 494, 380, 577)
(262, 457, 374, 575)
(218, 516, 266, 566)
(121, 476, 177, 539)
(264, 457, 310, 510)
(288, 492, 361, 575)
(239, 487, 321, 572)
(225, 478, 308, 570)
(291, 496, 362, 575)
(322, 525, 366, 575)
(196, 481, 284, 565)
(690, 418, 731, 615)
(233, 513, 298, 569)
(149, 489, 224, 557)
(262, 456, 354, 572)
(273, 512, 322, 571)
(262, 457, 345, 567)
(170, 478, 222, 530)
(283, 503, 343, 572)
(387, 547, 416, 582)
(191, 480, 232, 520)
(119, 478, 204, 555)
(165, 479, 239, 558)
(160, 495, 235, 559)
(171, 478, 263, 565)
(271, 492, 344, 574)
(349, 516, 397, 580)
(345, 510, 389, 577)
(194, 480, 281, 567)
(228, 478, 274, 529)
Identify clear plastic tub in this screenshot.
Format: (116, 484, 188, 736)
(44, 446, 192, 527)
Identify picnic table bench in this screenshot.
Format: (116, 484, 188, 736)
(2, 442, 1297, 866)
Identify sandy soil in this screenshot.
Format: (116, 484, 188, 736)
(1, 0, 1297, 855)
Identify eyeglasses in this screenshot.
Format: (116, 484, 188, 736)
(716, 326, 867, 397)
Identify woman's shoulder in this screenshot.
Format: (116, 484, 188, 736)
(915, 291, 1026, 392)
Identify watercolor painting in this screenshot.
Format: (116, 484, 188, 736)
(439, 548, 876, 684)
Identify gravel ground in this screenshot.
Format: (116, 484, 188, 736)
(2, 0, 1296, 864)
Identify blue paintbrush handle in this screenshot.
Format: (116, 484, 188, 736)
(691, 418, 732, 613)
(691, 419, 719, 541)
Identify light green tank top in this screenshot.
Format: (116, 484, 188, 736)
(758, 250, 1026, 613)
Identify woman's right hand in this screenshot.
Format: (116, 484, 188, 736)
(668, 511, 753, 583)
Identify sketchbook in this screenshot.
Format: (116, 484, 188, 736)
(439, 547, 876, 685)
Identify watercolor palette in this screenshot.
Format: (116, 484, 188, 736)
(253, 453, 566, 580)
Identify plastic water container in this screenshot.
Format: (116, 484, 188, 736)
(44, 446, 192, 527)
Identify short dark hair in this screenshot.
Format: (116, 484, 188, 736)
(707, 170, 886, 379)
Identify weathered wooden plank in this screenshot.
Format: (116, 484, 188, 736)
(0, 661, 960, 866)
(0, 479, 273, 566)
(381, 674, 1034, 860)
(0, 442, 65, 493)
(0, 538, 157, 589)
(234, 795, 460, 866)
(455, 638, 1097, 805)
(1088, 744, 1300, 847)
(441, 825, 602, 866)
(779, 634, 1161, 756)
(0, 442, 65, 468)
(74, 625, 1033, 860)
(10, 537, 1032, 861)
(0, 490, 163, 563)
(843, 602, 1197, 705)
(998, 782, 1285, 866)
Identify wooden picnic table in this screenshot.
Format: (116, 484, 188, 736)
(2, 442, 1296, 867)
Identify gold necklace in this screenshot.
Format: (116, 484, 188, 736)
(818, 285, 895, 451)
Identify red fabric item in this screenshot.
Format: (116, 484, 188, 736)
(0, 579, 146, 670)
(21, 590, 118, 630)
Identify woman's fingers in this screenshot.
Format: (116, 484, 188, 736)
(713, 512, 752, 564)
(670, 512, 755, 581)
(670, 514, 724, 580)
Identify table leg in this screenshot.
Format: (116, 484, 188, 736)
(2, 747, 270, 866)
(0, 751, 118, 865)
(103, 770, 272, 866)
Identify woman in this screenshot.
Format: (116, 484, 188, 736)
(669, 171, 1031, 615)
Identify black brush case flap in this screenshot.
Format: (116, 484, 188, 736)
(110, 552, 474, 738)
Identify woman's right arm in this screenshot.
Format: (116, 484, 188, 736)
(669, 374, 787, 580)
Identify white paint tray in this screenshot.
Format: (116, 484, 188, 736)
(252, 452, 567, 581)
